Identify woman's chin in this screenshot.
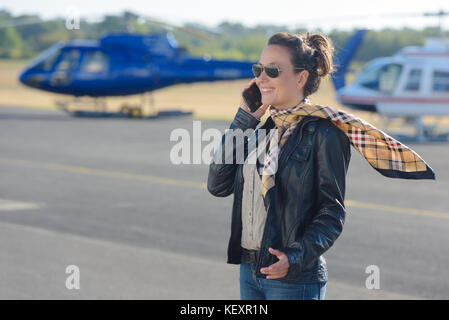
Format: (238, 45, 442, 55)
(262, 98, 276, 107)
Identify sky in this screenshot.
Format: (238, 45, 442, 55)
(1, 0, 449, 32)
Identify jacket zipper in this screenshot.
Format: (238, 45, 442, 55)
(254, 117, 315, 277)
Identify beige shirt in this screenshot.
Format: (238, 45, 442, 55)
(241, 148, 267, 250)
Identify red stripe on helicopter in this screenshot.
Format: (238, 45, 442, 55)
(402, 52, 449, 57)
(339, 95, 449, 104)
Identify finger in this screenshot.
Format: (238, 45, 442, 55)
(260, 262, 282, 274)
(254, 103, 269, 115)
(265, 269, 287, 279)
(269, 248, 286, 259)
(266, 269, 286, 277)
(266, 273, 287, 280)
(258, 104, 270, 112)
(261, 255, 290, 275)
(264, 267, 285, 276)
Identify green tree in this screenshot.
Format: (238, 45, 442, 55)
(0, 27, 24, 58)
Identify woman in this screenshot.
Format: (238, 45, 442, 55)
(207, 32, 435, 300)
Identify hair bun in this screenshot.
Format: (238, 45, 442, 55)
(304, 33, 334, 77)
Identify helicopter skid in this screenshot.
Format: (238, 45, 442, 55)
(62, 108, 193, 119)
(56, 97, 107, 113)
(391, 132, 449, 143)
(384, 116, 449, 143)
(56, 94, 192, 119)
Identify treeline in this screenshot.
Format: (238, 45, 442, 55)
(0, 9, 447, 64)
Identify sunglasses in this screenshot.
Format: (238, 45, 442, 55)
(252, 63, 305, 78)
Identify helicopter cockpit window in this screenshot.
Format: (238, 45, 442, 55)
(34, 47, 60, 71)
(80, 51, 108, 73)
(55, 50, 80, 71)
(358, 63, 402, 93)
(405, 69, 422, 91)
(432, 71, 449, 92)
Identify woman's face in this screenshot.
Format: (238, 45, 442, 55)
(256, 45, 308, 110)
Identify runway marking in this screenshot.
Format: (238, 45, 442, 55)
(345, 200, 449, 220)
(0, 199, 41, 211)
(0, 157, 207, 189)
(1, 157, 448, 219)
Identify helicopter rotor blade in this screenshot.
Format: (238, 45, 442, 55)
(0, 12, 217, 41)
(291, 9, 448, 28)
(140, 16, 217, 40)
(423, 10, 449, 18)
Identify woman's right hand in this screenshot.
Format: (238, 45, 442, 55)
(239, 78, 270, 120)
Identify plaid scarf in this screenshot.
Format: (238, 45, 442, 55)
(260, 101, 436, 198)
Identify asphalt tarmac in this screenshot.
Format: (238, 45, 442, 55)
(0, 106, 448, 299)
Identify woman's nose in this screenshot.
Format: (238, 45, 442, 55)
(258, 70, 269, 82)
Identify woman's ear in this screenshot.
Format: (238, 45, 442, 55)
(297, 70, 309, 90)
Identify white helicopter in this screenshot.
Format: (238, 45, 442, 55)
(333, 11, 449, 142)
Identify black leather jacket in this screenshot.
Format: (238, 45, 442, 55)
(207, 107, 351, 284)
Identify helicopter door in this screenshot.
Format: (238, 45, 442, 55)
(403, 69, 423, 92)
(80, 51, 108, 74)
(51, 49, 80, 86)
(378, 64, 402, 94)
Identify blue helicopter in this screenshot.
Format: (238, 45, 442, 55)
(18, 30, 256, 118)
(19, 32, 257, 96)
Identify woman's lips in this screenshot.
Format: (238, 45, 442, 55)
(261, 87, 274, 95)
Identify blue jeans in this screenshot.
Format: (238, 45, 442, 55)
(239, 262, 326, 300)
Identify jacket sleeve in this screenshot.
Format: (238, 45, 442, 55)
(207, 107, 260, 197)
(282, 123, 351, 276)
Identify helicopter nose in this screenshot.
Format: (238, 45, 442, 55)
(18, 70, 28, 86)
(19, 70, 44, 88)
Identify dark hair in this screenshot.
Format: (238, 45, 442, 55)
(267, 32, 334, 97)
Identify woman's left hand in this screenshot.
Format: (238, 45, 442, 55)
(260, 248, 290, 279)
